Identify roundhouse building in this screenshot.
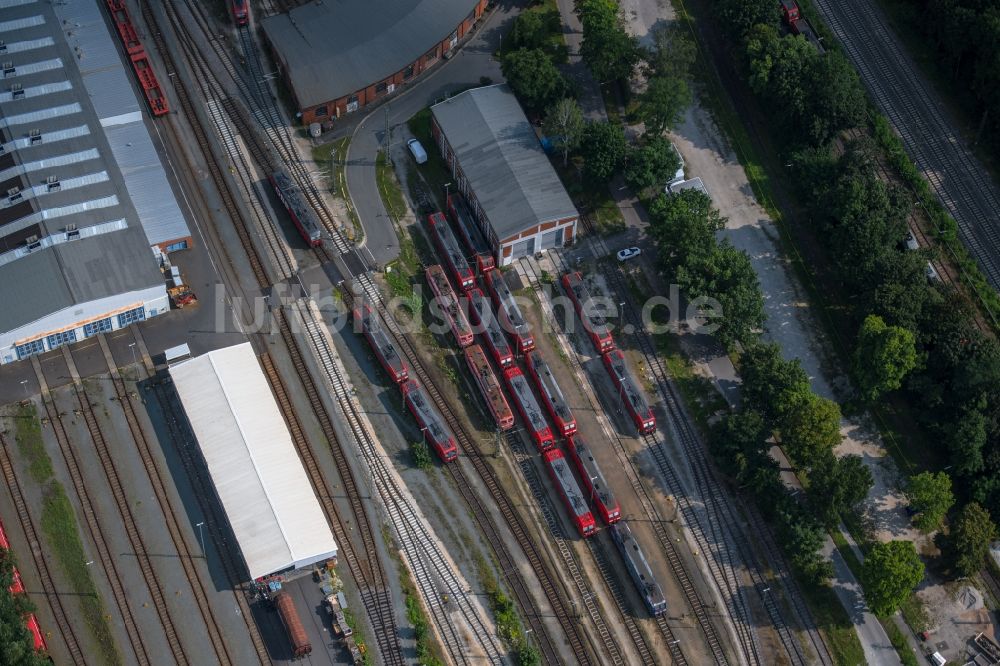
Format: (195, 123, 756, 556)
(261, 0, 488, 125)
(0, 0, 192, 365)
(430, 85, 578, 265)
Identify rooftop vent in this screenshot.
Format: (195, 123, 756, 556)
(46, 175, 60, 192)
(6, 186, 21, 203)
(2, 62, 13, 77)
(9, 83, 21, 100)
(0, 41, 7, 54)
(29, 128, 41, 144)
(24, 234, 37, 244)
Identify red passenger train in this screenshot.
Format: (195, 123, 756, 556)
(503, 366, 555, 452)
(567, 436, 621, 524)
(543, 449, 596, 538)
(0, 519, 47, 652)
(428, 212, 475, 292)
(426, 265, 474, 347)
(562, 272, 615, 354)
(447, 194, 495, 274)
(468, 289, 514, 368)
(354, 303, 409, 383)
(464, 345, 514, 431)
(525, 352, 577, 437)
(231, 0, 249, 26)
(269, 169, 323, 246)
(484, 269, 534, 354)
(402, 380, 458, 462)
(603, 350, 656, 435)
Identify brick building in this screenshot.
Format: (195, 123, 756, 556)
(430, 85, 578, 266)
(261, 0, 488, 125)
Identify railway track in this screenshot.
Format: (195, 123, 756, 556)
(0, 432, 86, 665)
(95, 335, 234, 666)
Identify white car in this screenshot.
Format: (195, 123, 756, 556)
(407, 138, 427, 164)
(925, 262, 940, 282)
(617, 247, 641, 262)
(904, 231, 919, 251)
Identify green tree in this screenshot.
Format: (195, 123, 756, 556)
(946, 406, 988, 478)
(808, 454, 874, 527)
(853, 315, 918, 402)
(647, 23, 696, 80)
(905, 471, 955, 533)
(939, 502, 998, 578)
(737, 342, 811, 427)
(695, 243, 764, 348)
(410, 439, 432, 469)
(542, 98, 586, 167)
(717, 0, 782, 38)
(0, 550, 49, 666)
(637, 75, 692, 134)
(578, 0, 640, 82)
(511, 7, 559, 51)
(501, 48, 566, 113)
(623, 134, 682, 192)
(710, 409, 770, 482)
(579, 121, 627, 183)
(517, 642, 542, 666)
(860, 540, 925, 616)
(647, 188, 724, 278)
(780, 391, 842, 470)
(778, 511, 834, 583)
(804, 51, 867, 144)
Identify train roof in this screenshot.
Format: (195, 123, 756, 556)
(546, 450, 590, 518)
(449, 195, 491, 254)
(530, 354, 571, 419)
(570, 437, 616, 507)
(466, 346, 510, 416)
(405, 382, 451, 443)
(564, 272, 610, 330)
(488, 271, 530, 332)
(429, 212, 472, 274)
(272, 169, 321, 233)
(506, 368, 548, 431)
(607, 352, 652, 415)
(614, 522, 663, 598)
(360, 307, 405, 371)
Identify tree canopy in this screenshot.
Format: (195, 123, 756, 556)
(0, 550, 48, 666)
(637, 75, 692, 135)
(501, 48, 567, 113)
(578, 0, 640, 82)
(808, 454, 874, 527)
(579, 121, 627, 183)
(717, 0, 782, 39)
(905, 471, 954, 533)
(861, 540, 925, 616)
(738, 342, 811, 427)
(939, 502, 998, 578)
(647, 189, 725, 278)
(780, 391, 843, 471)
(624, 135, 682, 193)
(543, 98, 586, 167)
(647, 24, 696, 81)
(853, 314, 918, 402)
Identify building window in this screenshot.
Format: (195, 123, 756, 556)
(314, 105, 328, 117)
(84, 317, 113, 337)
(424, 48, 437, 64)
(117, 307, 146, 328)
(46, 329, 77, 350)
(166, 240, 189, 252)
(375, 81, 387, 95)
(15, 339, 45, 360)
(403, 64, 414, 80)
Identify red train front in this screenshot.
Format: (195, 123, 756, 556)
(544, 449, 596, 537)
(484, 270, 535, 354)
(567, 436, 621, 524)
(464, 345, 515, 431)
(428, 212, 475, 292)
(468, 289, 514, 368)
(603, 350, 656, 435)
(503, 366, 555, 452)
(525, 352, 577, 437)
(354, 304, 409, 384)
(426, 265, 474, 347)
(231, 0, 249, 26)
(562, 272, 615, 354)
(402, 380, 458, 462)
(447, 194, 495, 274)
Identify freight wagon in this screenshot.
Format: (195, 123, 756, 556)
(354, 303, 408, 383)
(484, 269, 534, 354)
(269, 169, 323, 246)
(603, 350, 656, 435)
(274, 591, 312, 658)
(562, 272, 615, 354)
(402, 380, 459, 462)
(447, 194, 495, 274)
(426, 265, 474, 347)
(464, 345, 514, 431)
(503, 366, 555, 452)
(610, 521, 667, 616)
(428, 212, 475, 292)
(231, 0, 249, 25)
(468, 288, 514, 368)
(543, 448, 596, 537)
(525, 352, 577, 437)
(567, 435, 620, 524)
(0, 519, 46, 652)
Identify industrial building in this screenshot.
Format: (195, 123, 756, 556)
(170, 343, 339, 582)
(430, 85, 578, 266)
(261, 0, 488, 125)
(0, 0, 192, 364)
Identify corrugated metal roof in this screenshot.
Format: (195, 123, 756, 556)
(262, 0, 477, 109)
(170, 344, 339, 580)
(431, 85, 577, 241)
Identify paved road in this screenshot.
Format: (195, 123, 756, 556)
(342, 3, 515, 268)
(811, 0, 1000, 289)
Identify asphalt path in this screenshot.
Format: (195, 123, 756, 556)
(343, 3, 516, 268)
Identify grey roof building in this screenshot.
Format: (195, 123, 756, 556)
(0, 0, 188, 363)
(430, 85, 578, 265)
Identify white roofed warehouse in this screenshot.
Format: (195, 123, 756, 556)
(0, 0, 193, 364)
(430, 85, 578, 266)
(170, 343, 338, 581)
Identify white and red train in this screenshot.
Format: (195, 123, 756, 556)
(447, 194, 495, 274)
(566, 435, 620, 524)
(355, 303, 409, 383)
(562, 271, 615, 354)
(426, 265, 474, 347)
(402, 379, 458, 462)
(428, 212, 475, 292)
(464, 345, 514, 431)
(525, 352, 577, 437)
(0, 519, 47, 653)
(503, 366, 555, 452)
(484, 269, 534, 354)
(543, 449, 596, 538)
(468, 288, 514, 368)
(603, 350, 656, 435)
(269, 169, 323, 247)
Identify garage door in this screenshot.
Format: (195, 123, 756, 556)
(510, 238, 535, 260)
(540, 228, 562, 250)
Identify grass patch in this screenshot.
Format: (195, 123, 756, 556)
(312, 137, 362, 241)
(553, 159, 626, 237)
(831, 530, 865, 580)
(882, 618, 920, 666)
(899, 594, 929, 634)
(407, 109, 453, 212)
(376, 150, 408, 221)
(14, 404, 52, 483)
(387, 536, 445, 665)
(342, 609, 372, 666)
(473, 555, 539, 664)
(798, 575, 867, 666)
(409, 439, 433, 470)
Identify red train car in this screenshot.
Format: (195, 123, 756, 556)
(468, 289, 514, 368)
(447, 194, 495, 274)
(269, 169, 323, 246)
(426, 265, 474, 347)
(108, 3, 143, 55)
(503, 366, 555, 452)
(603, 350, 656, 435)
(428, 212, 475, 292)
(562, 272, 614, 354)
(525, 352, 577, 437)
(567, 436, 621, 524)
(543, 449, 596, 538)
(354, 304, 408, 383)
(0, 519, 47, 652)
(484, 269, 534, 354)
(231, 0, 249, 25)
(465, 345, 514, 431)
(402, 380, 458, 462)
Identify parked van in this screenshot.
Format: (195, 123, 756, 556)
(407, 138, 428, 164)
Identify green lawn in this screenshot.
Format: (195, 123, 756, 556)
(375, 150, 408, 221)
(311, 137, 362, 241)
(798, 577, 867, 666)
